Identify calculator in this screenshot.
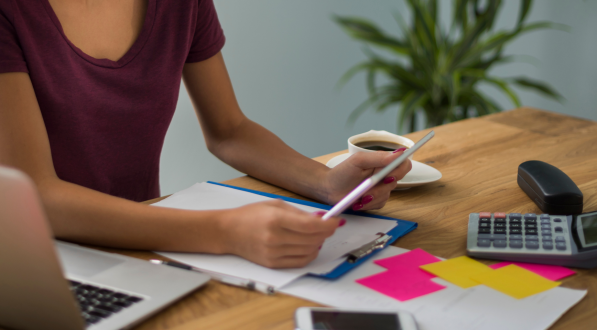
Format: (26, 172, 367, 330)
(466, 211, 597, 268)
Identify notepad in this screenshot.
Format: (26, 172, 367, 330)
(489, 262, 575, 281)
(356, 268, 446, 301)
(471, 265, 561, 299)
(375, 248, 441, 271)
(420, 256, 491, 288)
(356, 249, 446, 301)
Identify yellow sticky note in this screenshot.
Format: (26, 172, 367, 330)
(471, 264, 560, 299)
(420, 256, 491, 288)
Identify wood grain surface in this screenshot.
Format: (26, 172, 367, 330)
(27, 107, 597, 330)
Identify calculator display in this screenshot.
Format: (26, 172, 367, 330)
(580, 214, 597, 246)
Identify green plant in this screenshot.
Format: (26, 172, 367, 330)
(334, 0, 565, 133)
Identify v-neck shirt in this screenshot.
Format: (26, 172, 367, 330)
(0, 0, 225, 201)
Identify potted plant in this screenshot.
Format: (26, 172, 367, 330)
(334, 0, 564, 133)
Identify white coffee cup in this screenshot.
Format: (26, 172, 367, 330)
(348, 130, 415, 160)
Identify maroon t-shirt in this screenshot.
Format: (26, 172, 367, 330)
(0, 0, 225, 201)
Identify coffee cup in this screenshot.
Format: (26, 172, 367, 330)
(348, 130, 414, 160)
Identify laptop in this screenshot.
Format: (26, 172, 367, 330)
(0, 166, 210, 330)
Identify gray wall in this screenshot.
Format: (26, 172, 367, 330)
(159, 0, 597, 195)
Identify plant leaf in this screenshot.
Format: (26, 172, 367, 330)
(366, 68, 377, 97)
(470, 54, 517, 70)
(467, 89, 501, 115)
(519, 21, 570, 33)
(460, 70, 521, 108)
(511, 77, 564, 102)
(453, 0, 469, 33)
(449, 69, 462, 117)
(408, 0, 437, 50)
(448, 17, 489, 70)
(428, 0, 438, 27)
(477, 0, 502, 32)
(397, 91, 429, 133)
(460, 31, 515, 66)
(336, 61, 370, 90)
(518, 0, 533, 26)
(333, 15, 411, 55)
(346, 96, 375, 125)
(482, 77, 522, 108)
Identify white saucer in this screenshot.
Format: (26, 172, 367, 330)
(326, 153, 442, 189)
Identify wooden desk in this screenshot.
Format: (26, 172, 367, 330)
(116, 107, 597, 330)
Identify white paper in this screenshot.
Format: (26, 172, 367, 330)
(280, 246, 587, 330)
(154, 182, 397, 288)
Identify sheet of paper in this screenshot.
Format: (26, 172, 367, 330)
(309, 233, 381, 275)
(318, 233, 382, 268)
(356, 268, 446, 301)
(420, 256, 491, 288)
(280, 246, 587, 330)
(154, 182, 397, 288)
(472, 265, 561, 299)
(489, 262, 576, 281)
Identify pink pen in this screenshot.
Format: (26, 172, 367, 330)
(322, 130, 435, 220)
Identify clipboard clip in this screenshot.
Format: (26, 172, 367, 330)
(346, 233, 393, 263)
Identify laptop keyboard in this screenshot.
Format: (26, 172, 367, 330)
(69, 280, 144, 326)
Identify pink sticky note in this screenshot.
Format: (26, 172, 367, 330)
(375, 248, 441, 271)
(356, 268, 446, 301)
(489, 262, 576, 281)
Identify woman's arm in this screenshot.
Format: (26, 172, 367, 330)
(0, 72, 225, 252)
(0, 72, 340, 268)
(183, 52, 411, 210)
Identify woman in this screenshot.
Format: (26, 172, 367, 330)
(0, 0, 411, 268)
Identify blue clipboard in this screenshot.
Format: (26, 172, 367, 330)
(207, 181, 418, 279)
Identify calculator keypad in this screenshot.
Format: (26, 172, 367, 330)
(472, 213, 571, 254)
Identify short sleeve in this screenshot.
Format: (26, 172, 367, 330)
(0, 0, 28, 74)
(185, 0, 225, 63)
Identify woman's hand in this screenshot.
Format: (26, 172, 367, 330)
(322, 149, 412, 211)
(219, 200, 344, 268)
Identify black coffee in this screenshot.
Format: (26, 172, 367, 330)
(354, 141, 407, 152)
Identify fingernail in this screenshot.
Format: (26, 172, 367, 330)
(383, 176, 395, 184)
(352, 203, 363, 211)
(313, 211, 326, 216)
(362, 195, 373, 205)
(339, 219, 346, 227)
(393, 147, 407, 154)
